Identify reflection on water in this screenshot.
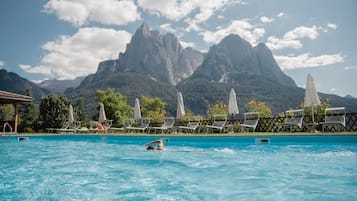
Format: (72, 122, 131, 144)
(1, 136, 357, 201)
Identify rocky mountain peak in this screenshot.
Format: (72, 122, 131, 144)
(99, 23, 204, 85)
(192, 34, 296, 87)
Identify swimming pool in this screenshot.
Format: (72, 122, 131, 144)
(1, 135, 357, 200)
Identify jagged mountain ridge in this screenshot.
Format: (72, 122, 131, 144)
(68, 24, 356, 115)
(38, 76, 85, 94)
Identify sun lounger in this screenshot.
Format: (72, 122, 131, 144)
(320, 107, 346, 132)
(178, 121, 200, 133)
(126, 118, 150, 133)
(149, 117, 175, 133)
(47, 121, 81, 133)
(206, 115, 227, 133)
(276, 109, 304, 132)
(240, 112, 260, 132)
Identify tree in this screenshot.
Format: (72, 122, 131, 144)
(74, 97, 86, 122)
(207, 101, 227, 119)
(19, 88, 39, 132)
(96, 88, 133, 126)
(245, 99, 272, 118)
(141, 96, 166, 123)
(0, 104, 14, 121)
(39, 94, 69, 129)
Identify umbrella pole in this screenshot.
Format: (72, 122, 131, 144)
(311, 105, 315, 124)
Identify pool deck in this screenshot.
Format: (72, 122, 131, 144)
(2, 132, 357, 137)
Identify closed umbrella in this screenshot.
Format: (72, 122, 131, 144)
(304, 74, 321, 124)
(176, 92, 185, 119)
(134, 98, 142, 121)
(98, 102, 107, 123)
(68, 104, 74, 123)
(228, 88, 239, 116)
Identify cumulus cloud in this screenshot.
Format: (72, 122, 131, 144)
(274, 53, 344, 70)
(260, 16, 274, 23)
(43, 0, 140, 27)
(200, 20, 265, 46)
(20, 27, 132, 80)
(266, 25, 325, 50)
(138, 0, 244, 32)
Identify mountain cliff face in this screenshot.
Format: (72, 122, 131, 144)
(193, 34, 296, 87)
(98, 24, 204, 85)
(0, 69, 49, 102)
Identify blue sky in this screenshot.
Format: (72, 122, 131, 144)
(0, 0, 356, 97)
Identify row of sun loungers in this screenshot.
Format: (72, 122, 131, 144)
(276, 107, 346, 132)
(47, 107, 346, 134)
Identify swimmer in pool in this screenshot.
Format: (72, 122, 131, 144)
(145, 139, 166, 151)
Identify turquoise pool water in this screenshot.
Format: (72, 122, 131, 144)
(1, 135, 357, 200)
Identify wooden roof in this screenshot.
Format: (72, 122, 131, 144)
(0, 90, 32, 104)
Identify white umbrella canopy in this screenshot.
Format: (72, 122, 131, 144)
(68, 104, 74, 123)
(176, 92, 185, 119)
(98, 102, 107, 123)
(304, 74, 321, 107)
(134, 98, 142, 121)
(304, 74, 321, 124)
(228, 88, 239, 115)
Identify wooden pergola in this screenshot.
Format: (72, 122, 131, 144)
(0, 90, 32, 133)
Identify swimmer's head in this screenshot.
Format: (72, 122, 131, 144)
(147, 145, 155, 150)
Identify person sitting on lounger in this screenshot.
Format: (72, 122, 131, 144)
(145, 139, 166, 151)
(94, 123, 106, 131)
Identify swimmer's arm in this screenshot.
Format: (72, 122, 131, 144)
(144, 140, 161, 146)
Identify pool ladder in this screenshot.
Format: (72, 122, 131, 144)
(3, 122, 13, 134)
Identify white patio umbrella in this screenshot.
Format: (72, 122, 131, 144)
(304, 74, 321, 124)
(98, 102, 107, 123)
(176, 92, 185, 119)
(68, 104, 74, 123)
(228, 88, 239, 116)
(134, 98, 142, 121)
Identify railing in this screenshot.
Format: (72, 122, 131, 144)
(184, 112, 357, 132)
(2, 122, 13, 134)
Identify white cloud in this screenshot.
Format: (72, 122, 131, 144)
(277, 12, 285, 17)
(330, 88, 338, 92)
(327, 23, 337, 30)
(0, 60, 5, 67)
(43, 0, 140, 27)
(260, 16, 274, 23)
(274, 53, 344, 70)
(160, 23, 176, 33)
(31, 78, 49, 84)
(20, 27, 132, 80)
(266, 25, 323, 50)
(344, 65, 357, 70)
(138, 0, 242, 21)
(179, 40, 195, 48)
(200, 20, 265, 46)
(138, 0, 244, 32)
(266, 36, 303, 50)
(217, 15, 225, 19)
